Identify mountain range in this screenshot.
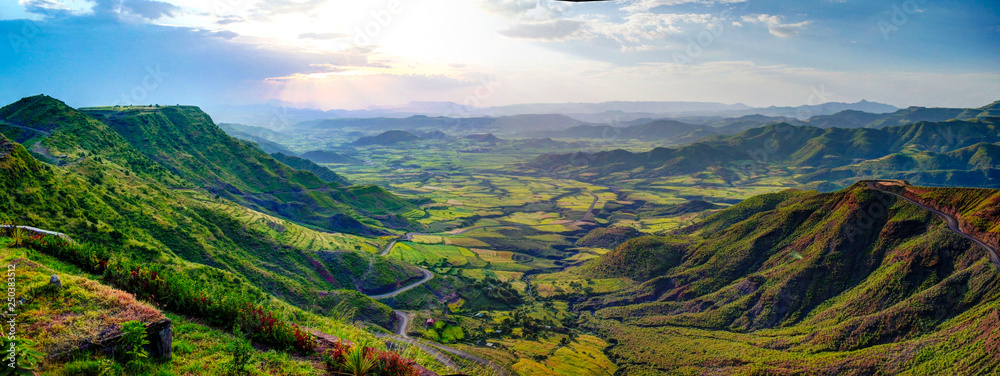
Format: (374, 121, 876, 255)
(579, 182, 1000, 374)
(528, 116, 1000, 189)
(0, 95, 426, 326)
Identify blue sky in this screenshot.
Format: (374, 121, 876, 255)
(1, 0, 998, 110)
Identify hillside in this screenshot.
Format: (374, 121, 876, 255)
(219, 123, 296, 155)
(519, 120, 717, 143)
(78, 103, 416, 234)
(578, 182, 1000, 374)
(529, 117, 1000, 189)
(801, 101, 1000, 129)
(353, 130, 422, 146)
(270, 152, 349, 184)
(1, 237, 444, 376)
(0, 96, 427, 325)
(299, 149, 361, 164)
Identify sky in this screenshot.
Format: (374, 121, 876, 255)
(0, 0, 998, 110)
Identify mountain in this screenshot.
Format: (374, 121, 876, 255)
(802, 143, 1000, 187)
(724, 100, 900, 118)
(801, 101, 1000, 129)
(529, 118, 1000, 189)
(488, 101, 753, 116)
(296, 114, 585, 135)
(299, 149, 362, 164)
(465, 133, 501, 144)
(520, 120, 717, 143)
(219, 122, 287, 141)
(219, 123, 297, 155)
(579, 183, 1000, 375)
(0, 96, 424, 326)
(353, 130, 422, 146)
(270, 152, 349, 184)
(80, 104, 416, 234)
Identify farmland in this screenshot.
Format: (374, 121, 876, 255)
(279, 134, 802, 375)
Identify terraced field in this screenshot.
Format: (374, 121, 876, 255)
(267, 138, 802, 375)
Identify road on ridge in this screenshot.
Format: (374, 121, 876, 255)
(868, 181, 1000, 268)
(365, 267, 434, 299)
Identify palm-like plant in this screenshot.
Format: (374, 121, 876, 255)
(340, 344, 377, 376)
(9, 226, 28, 248)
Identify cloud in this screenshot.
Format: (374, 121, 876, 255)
(589, 13, 715, 45)
(621, 0, 747, 14)
(299, 32, 348, 40)
(498, 20, 584, 41)
(19, 0, 71, 18)
(480, 0, 567, 20)
(216, 16, 244, 25)
(741, 13, 811, 37)
(251, 0, 326, 20)
(90, 0, 182, 20)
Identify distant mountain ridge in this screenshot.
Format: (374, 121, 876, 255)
(206, 100, 899, 130)
(529, 117, 1000, 189)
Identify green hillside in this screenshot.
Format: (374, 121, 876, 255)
(270, 152, 349, 184)
(802, 101, 999, 129)
(521, 120, 717, 143)
(529, 117, 1000, 189)
(78, 102, 416, 234)
(0, 96, 427, 326)
(353, 130, 422, 146)
(578, 183, 1000, 374)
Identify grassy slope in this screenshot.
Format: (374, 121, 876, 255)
(81, 104, 416, 235)
(528, 117, 1000, 188)
(0, 97, 421, 326)
(2, 245, 444, 376)
(579, 183, 1000, 375)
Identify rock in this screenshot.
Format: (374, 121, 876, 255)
(146, 319, 173, 359)
(50, 274, 62, 288)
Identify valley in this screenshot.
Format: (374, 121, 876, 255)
(2, 96, 999, 376)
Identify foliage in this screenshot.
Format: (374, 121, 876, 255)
(226, 326, 256, 376)
(322, 342, 418, 376)
(118, 321, 150, 374)
(0, 338, 43, 376)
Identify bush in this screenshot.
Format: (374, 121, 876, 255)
(118, 320, 150, 374)
(322, 341, 418, 376)
(226, 326, 255, 376)
(0, 338, 43, 376)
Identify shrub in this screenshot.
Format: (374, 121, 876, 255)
(0, 338, 43, 376)
(226, 326, 255, 376)
(8, 227, 30, 248)
(322, 341, 418, 376)
(118, 320, 150, 375)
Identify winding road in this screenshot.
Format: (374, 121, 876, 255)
(868, 181, 1000, 268)
(382, 311, 512, 376)
(363, 184, 601, 375)
(365, 267, 434, 299)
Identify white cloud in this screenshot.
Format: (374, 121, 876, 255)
(588, 12, 715, 46)
(480, 0, 568, 21)
(741, 13, 811, 37)
(498, 19, 585, 41)
(621, 0, 747, 14)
